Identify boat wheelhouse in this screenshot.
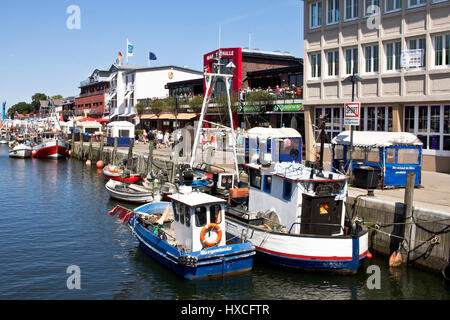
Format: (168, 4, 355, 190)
(331, 131, 423, 188)
(226, 161, 369, 274)
(116, 186, 255, 280)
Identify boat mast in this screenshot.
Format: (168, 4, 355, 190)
(189, 50, 240, 183)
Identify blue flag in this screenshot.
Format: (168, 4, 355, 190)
(149, 52, 157, 61)
(2, 102, 5, 121)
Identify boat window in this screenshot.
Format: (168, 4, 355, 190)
(397, 148, 419, 165)
(263, 175, 272, 193)
(283, 180, 293, 201)
(250, 169, 262, 189)
(210, 204, 222, 224)
(334, 145, 344, 159)
(347, 147, 366, 162)
(185, 206, 191, 227)
(367, 148, 380, 163)
(195, 206, 207, 227)
(386, 148, 396, 164)
(179, 204, 185, 225)
(173, 203, 179, 222)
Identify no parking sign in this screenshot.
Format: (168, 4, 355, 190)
(344, 102, 361, 126)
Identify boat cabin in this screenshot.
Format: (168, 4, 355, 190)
(169, 187, 227, 252)
(331, 131, 423, 188)
(245, 162, 348, 236)
(106, 121, 135, 147)
(245, 127, 302, 164)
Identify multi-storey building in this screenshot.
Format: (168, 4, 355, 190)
(75, 69, 111, 119)
(302, 0, 450, 172)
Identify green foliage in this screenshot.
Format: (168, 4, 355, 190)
(51, 95, 64, 100)
(216, 95, 239, 112)
(135, 103, 147, 116)
(188, 96, 204, 114)
(149, 100, 166, 115)
(7, 102, 33, 118)
(31, 93, 48, 112)
(246, 90, 274, 105)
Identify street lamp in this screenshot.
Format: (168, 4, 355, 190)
(343, 72, 363, 184)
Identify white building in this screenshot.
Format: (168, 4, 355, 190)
(105, 64, 202, 121)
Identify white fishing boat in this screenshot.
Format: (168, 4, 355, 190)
(105, 179, 157, 203)
(9, 144, 32, 158)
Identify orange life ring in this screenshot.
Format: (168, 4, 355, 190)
(200, 223, 222, 247)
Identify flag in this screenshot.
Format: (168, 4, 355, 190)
(149, 52, 157, 61)
(118, 52, 124, 59)
(127, 39, 134, 57)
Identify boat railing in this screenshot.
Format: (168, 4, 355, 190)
(288, 222, 345, 235)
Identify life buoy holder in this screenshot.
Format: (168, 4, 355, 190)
(200, 223, 222, 247)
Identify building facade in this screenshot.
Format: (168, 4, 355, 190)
(75, 69, 111, 119)
(302, 0, 450, 172)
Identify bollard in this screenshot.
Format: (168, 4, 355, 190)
(404, 172, 416, 263)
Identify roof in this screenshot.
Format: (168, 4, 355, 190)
(166, 78, 204, 88)
(247, 127, 302, 139)
(331, 131, 423, 147)
(169, 188, 226, 207)
(242, 48, 302, 63)
(247, 65, 303, 77)
(77, 121, 102, 128)
(106, 121, 134, 128)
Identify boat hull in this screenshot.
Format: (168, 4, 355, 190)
(130, 202, 255, 280)
(103, 165, 141, 183)
(33, 140, 68, 159)
(225, 217, 368, 274)
(9, 146, 32, 158)
(105, 180, 153, 203)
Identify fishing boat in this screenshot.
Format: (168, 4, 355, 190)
(103, 164, 141, 183)
(32, 132, 69, 159)
(108, 186, 255, 280)
(9, 144, 32, 158)
(105, 179, 157, 203)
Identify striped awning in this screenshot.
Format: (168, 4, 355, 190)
(133, 113, 197, 120)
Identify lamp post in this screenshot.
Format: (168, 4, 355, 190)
(343, 72, 362, 184)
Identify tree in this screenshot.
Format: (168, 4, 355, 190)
(7, 102, 33, 118)
(135, 103, 148, 129)
(51, 95, 64, 100)
(31, 93, 48, 113)
(216, 95, 238, 113)
(188, 96, 204, 114)
(149, 100, 166, 116)
(246, 90, 274, 106)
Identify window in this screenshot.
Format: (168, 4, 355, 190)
(195, 207, 207, 227)
(311, 53, 322, 78)
(179, 204, 185, 225)
(345, 48, 358, 75)
(327, 0, 340, 24)
(408, 0, 426, 7)
(408, 38, 426, 68)
(250, 169, 262, 189)
(386, 42, 401, 71)
(418, 106, 428, 132)
(334, 145, 345, 159)
(405, 106, 415, 133)
(367, 107, 376, 130)
(386, 148, 396, 163)
(185, 206, 191, 227)
(174, 203, 179, 222)
(327, 50, 339, 76)
(289, 74, 302, 86)
(364, 0, 380, 16)
(364, 44, 379, 73)
(397, 149, 419, 164)
(367, 149, 380, 162)
(345, 0, 359, 20)
(385, 0, 402, 12)
(310, 1, 322, 28)
(283, 181, 293, 201)
(315, 107, 343, 140)
(263, 175, 272, 193)
(433, 34, 450, 67)
(210, 205, 222, 224)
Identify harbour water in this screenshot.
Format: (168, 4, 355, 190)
(0, 144, 449, 300)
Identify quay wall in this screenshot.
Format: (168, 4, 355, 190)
(346, 196, 450, 274)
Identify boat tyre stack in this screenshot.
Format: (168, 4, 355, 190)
(200, 223, 222, 248)
(178, 255, 198, 268)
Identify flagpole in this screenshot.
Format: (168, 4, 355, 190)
(126, 38, 129, 65)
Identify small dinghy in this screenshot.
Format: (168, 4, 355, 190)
(103, 164, 141, 183)
(107, 186, 255, 280)
(105, 179, 157, 204)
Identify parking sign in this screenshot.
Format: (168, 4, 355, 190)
(344, 102, 360, 126)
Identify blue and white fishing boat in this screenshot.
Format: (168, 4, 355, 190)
(109, 186, 255, 280)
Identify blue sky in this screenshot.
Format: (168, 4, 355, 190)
(0, 0, 304, 108)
